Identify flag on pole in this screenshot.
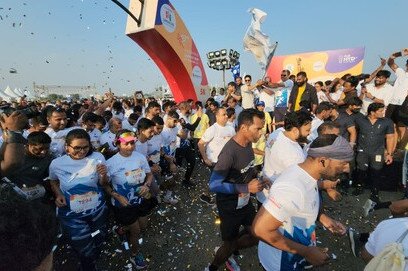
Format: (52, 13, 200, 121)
(231, 62, 240, 80)
(265, 41, 278, 73)
(243, 8, 277, 70)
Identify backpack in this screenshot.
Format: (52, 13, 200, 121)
(364, 229, 408, 271)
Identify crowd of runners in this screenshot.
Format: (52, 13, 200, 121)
(0, 50, 408, 271)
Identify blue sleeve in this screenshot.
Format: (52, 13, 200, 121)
(209, 170, 248, 194)
(162, 145, 171, 155)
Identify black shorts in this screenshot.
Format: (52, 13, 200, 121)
(216, 198, 256, 241)
(113, 198, 158, 226)
(159, 156, 170, 175)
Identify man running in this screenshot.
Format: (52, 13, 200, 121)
(253, 134, 353, 270)
(205, 109, 267, 271)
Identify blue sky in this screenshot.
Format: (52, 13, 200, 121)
(0, 0, 407, 96)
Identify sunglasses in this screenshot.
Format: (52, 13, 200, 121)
(281, 74, 287, 77)
(245, 79, 251, 82)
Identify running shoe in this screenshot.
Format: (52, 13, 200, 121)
(362, 199, 376, 217)
(163, 194, 178, 205)
(199, 194, 214, 205)
(130, 253, 148, 270)
(214, 246, 241, 271)
(347, 228, 361, 257)
(112, 225, 125, 238)
(225, 256, 241, 271)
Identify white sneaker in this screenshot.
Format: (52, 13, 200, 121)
(363, 199, 376, 217)
(163, 194, 178, 205)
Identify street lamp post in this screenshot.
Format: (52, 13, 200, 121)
(207, 49, 240, 89)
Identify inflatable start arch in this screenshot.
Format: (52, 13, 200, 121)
(126, 0, 209, 102)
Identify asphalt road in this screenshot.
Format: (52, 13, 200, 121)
(53, 162, 401, 271)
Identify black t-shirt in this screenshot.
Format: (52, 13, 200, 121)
(355, 117, 394, 153)
(7, 153, 52, 188)
(333, 112, 355, 141)
(338, 91, 358, 112)
(207, 110, 216, 126)
(213, 139, 257, 209)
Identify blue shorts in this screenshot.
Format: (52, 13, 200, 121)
(59, 205, 108, 259)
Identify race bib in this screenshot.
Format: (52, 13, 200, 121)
(70, 191, 99, 213)
(125, 168, 146, 185)
(236, 193, 250, 209)
(150, 153, 161, 164)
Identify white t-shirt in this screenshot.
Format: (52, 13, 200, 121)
(259, 130, 305, 203)
(241, 85, 255, 109)
(124, 108, 133, 118)
(226, 121, 235, 128)
(262, 131, 305, 183)
(365, 217, 408, 271)
(162, 114, 168, 124)
(106, 151, 151, 207)
(390, 67, 408, 105)
(122, 119, 137, 132)
(361, 83, 394, 115)
(100, 130, 117, 151)
(259, 165, 319, 271)
(147, 134, 163, 164)
(317, 91, 329, 104)
(307, 117, 324, 142)
(49, 152, 106, 218)
(201, 123, 236, 163)
(135, 140, 148, 157)
(161, 125, 179, 157)
(330, 89, 343, 102)
(45, 127, 77, 157)
(112, 111, 124, 120)
(88, 128, 102, 149)
(232, 105, 243, 127)
(214, 95, 224, 106)
(260, 128, 284, 177)
(275, 80, 294, 108)
(259, 88, 275, 112)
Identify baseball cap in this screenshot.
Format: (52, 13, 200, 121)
(256, 101, 265, 107)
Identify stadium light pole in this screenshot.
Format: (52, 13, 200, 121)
(207, 49, 240, 89)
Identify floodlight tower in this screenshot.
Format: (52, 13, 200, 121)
(207, 49, 240, 89)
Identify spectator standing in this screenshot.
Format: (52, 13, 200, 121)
(288, 72, 318, 113)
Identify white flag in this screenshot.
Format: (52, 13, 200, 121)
(243, 8, 276, 70)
